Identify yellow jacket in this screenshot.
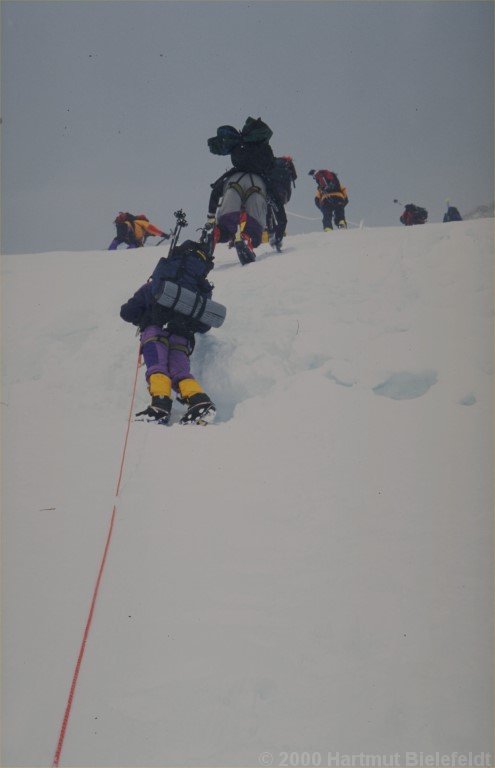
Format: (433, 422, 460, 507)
(132, 219, 166, 243)
(315, 186, 348, 205)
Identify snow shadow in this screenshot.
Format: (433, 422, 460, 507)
(372, 370, 438, 400)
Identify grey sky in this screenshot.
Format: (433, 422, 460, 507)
(1, 0, 493, 254)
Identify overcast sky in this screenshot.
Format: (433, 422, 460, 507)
(1, 0, 493, 254)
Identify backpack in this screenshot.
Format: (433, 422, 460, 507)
(149, 240, 217, 333)
(230, 141, 275, 174)
(240, 116, 273, 144)
(114, 212, 136, 242)
(443, 206, 462, 222)
(208, 117, 275, 174)
(401, 204, 428, 225)
(150, 240, 214, 298)
(409, 204, 427, 222)
(207, 125, 242, 156)
(314, 170, 341, 192)
(266, 157, 297, 204)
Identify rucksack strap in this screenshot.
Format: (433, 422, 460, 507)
(167, 285, 183, 313)
(227, 173, 266, 208)
(169, 340, 191, 356)
(141, 333, 170, 348)
(190, 292, 208, 321)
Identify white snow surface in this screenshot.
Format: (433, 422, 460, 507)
(2, 220, 493, 766)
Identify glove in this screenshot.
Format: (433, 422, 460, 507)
(204, 215, 216, 231)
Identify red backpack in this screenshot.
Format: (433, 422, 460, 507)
(314, 170, 341, 192)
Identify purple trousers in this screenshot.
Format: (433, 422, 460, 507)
(217, 212, 263, 247)
(140, 325, 193, 390)
(108, 238, 138, 250)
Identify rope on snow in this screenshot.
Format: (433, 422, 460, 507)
(52, 347, 142, 767)
(286, 209, 364, 228)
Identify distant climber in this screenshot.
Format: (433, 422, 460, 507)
(443, 204, 462, 222)
(309, 169, 349, 231)
(109, 212, 169, 250)
(205, 117, 276, 264)
(399, 204, 428, 226)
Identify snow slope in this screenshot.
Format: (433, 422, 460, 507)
(2, 220, 493, 766)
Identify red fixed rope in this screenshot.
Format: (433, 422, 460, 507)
(52, 348, 142, 767)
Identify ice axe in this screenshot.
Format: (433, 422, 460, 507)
(155, 231, 173, 246)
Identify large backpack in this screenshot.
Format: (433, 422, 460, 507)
(401, 204, 428, 225)
(150, 240, 213, 297)
(207, 125, 242, 156)
(240, 116, 273, 144)
(208, 117, 275, 175)
(149, 240, 218, 332)
(408, 204, 428, 223)
(266, 156, 297, 204)
(207, 117, 273, 153)
(314, 170, 341, 192)
(230, 142, 275, 174)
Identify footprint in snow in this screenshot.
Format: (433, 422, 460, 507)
(372, 370, 438, 400)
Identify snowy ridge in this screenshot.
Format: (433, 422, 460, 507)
(465, 202, 495, 220)
(2, 220, 493, 765)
